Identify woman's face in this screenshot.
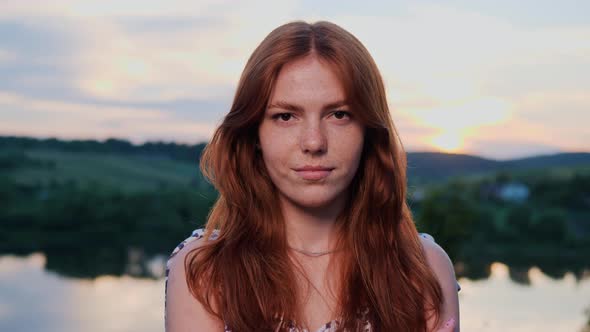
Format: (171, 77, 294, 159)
(258, 55, 365, 211)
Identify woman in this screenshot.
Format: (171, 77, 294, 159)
(165, 21, 460, 331)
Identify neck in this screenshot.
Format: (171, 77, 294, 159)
(281, 195, 346, 253)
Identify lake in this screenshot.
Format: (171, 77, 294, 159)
(0, 252, 588, 332)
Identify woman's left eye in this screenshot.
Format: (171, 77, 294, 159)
(332, 110, 351, 120)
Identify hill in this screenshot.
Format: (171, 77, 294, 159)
(406, 151, 590, 184)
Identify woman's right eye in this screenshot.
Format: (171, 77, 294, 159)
(273, 113, 293, 121)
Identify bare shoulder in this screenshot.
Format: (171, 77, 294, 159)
(419, 235, 455, 277)
(166, 228, 220, 276)
(167, 231, 208, 268)
(165, 232, 224, 332)
(419, 234, 460, 331)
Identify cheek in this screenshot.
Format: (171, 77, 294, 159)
(334, 126, 365, 170)
(258, 125, 298, 172)
(258, 125, 277, 166)
(347, 144, 364, 179)
(259, 138, 289, 175)
(261, 148, 284, 173)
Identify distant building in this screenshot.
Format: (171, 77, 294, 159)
(498, 182, 530, 203)
(479, 181, 530, 203)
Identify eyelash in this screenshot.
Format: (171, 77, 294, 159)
(272, 110, 352, 122)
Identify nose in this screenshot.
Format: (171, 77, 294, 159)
(299, 120, 327, 155)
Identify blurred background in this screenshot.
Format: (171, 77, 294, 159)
(1, 1, 589, 331)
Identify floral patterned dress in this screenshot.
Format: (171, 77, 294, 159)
(164, 228, 460, 331)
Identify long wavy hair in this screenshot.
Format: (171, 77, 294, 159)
(186, 21, 443, 331)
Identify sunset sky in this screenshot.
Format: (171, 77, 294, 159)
(0, 0, 588, 160)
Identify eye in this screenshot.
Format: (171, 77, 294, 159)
(272, 113, 294, 122)
(332, 110, 351, 120)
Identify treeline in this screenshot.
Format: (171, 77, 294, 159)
(415, 171, 590, 281)
(0, 175, 217, 278)
(0, 135, 207, 163)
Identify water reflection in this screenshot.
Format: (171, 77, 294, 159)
(5, 241, 590, 284)
(1, 253, 589, 332)
(582, 307, 590, 332)
(459, 263, 590, 332)
(455, 246, 590, 283)
(0, 253, 165, 332)
(13, 246, 169, 280)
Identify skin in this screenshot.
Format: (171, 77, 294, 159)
(258, 54, 365, 331)
(258, 54, 365, 255)
(166, 54, 460, 332)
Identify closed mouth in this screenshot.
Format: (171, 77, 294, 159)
(293, 167, 334, 180)
(293, 166, 335, 172)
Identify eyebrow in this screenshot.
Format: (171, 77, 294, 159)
(267, 100, 349, 112)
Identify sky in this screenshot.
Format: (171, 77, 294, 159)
(0, 0, 588, 160)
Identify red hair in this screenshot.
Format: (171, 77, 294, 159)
(186, 21, 443, 331)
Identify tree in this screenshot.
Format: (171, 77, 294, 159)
(416, 185, 479, 259)
(531, 208, 569, 242)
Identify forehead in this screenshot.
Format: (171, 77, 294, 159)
(269, 55, 346, 103)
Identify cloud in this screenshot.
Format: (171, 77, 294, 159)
(0, 91, 218, 143)
(322, 4, 589, 156)
(0, 1, 587, 158)
(0, 49, 16, 64)
(0, 0, 228, 18)
(0, 1, 300, 102)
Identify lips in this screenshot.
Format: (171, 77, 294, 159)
(293, 166, 334, 180)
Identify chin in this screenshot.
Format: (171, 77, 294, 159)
(296, 198, 332, 209)
(286, 192, 344, 210)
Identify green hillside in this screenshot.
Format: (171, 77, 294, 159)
(6, 148, 208, 192)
